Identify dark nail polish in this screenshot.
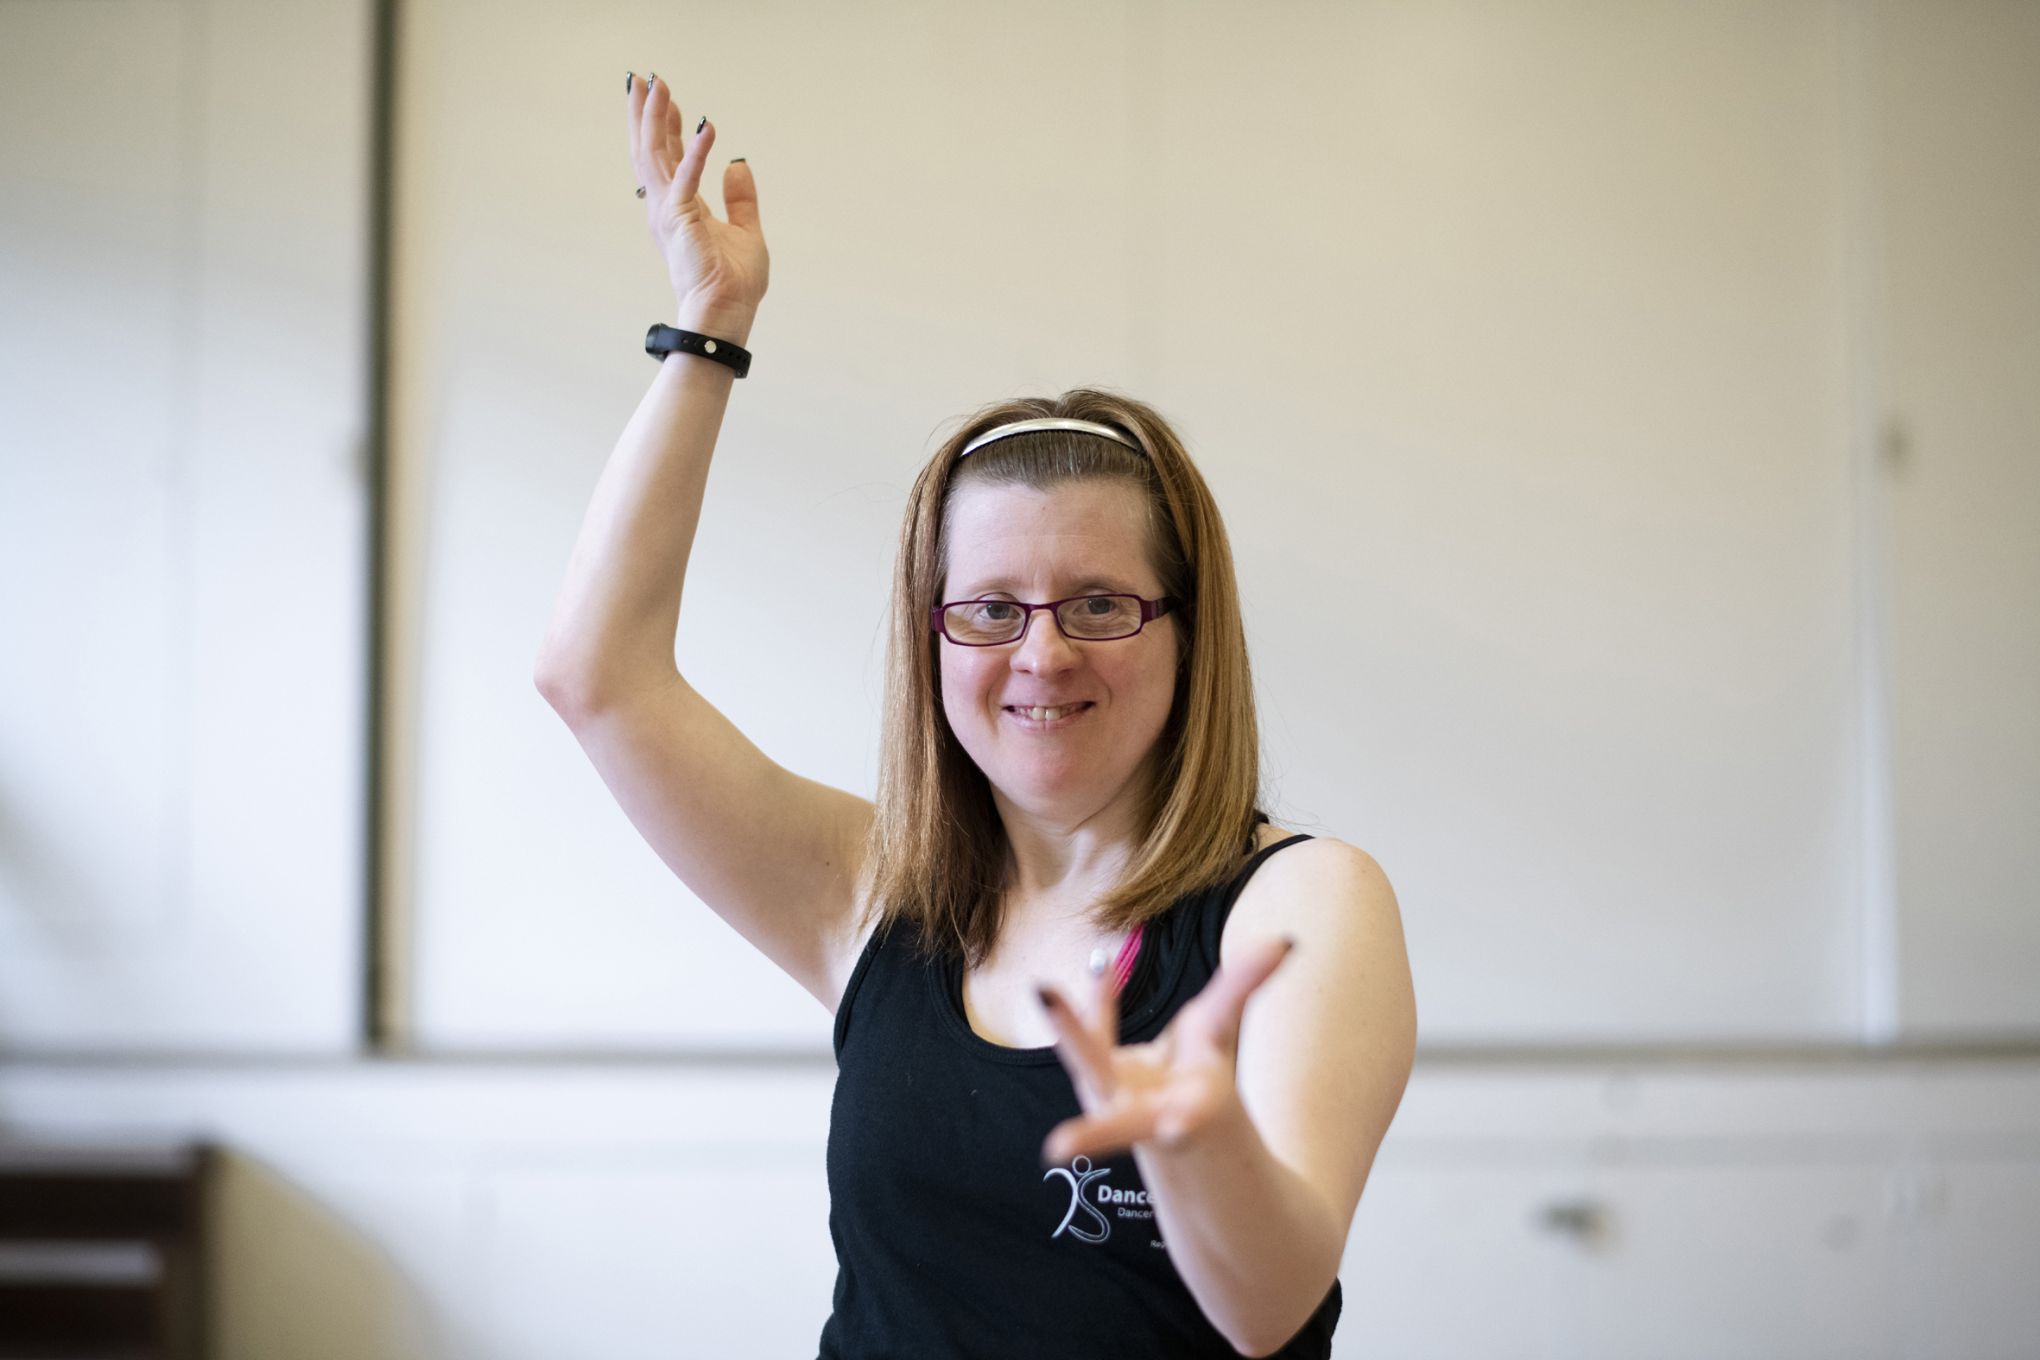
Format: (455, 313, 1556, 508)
(730, 157, 746, 164)
(625, 71, 633, 93)
(1036, 986, 1055, 1009)
(696, 115, 706, 134)
(648, 72, 658, 88)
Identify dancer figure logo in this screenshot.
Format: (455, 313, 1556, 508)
(1042, 1155, 1114, 1243)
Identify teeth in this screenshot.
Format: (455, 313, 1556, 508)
(1017, 704, 1082, 721)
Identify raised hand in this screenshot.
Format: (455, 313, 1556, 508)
(1036, 935, 1298, 1166)
(624, 73, 769, 325)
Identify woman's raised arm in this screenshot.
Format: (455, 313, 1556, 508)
(535, 71, 768, 703)
(533, 76, 874, 1014)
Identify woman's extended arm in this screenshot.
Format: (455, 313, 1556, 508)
(535, 72, 768, 705)
(529, 77, 877, 1015)
(533, 298, 754, 707)
(1036, 844, 1416, 1356)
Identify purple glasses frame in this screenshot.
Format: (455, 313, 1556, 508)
(928, 593, 1182, 646)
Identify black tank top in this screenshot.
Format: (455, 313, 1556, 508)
(817, 815, 1341, 1358)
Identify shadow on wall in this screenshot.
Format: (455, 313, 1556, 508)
(211, 1150, 463, 1360)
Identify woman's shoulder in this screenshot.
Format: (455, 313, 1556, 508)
(1222, 824, 1381, 958)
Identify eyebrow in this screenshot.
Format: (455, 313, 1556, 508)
(957, 576, 1137, 597)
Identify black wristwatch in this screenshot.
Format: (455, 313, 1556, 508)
(645, 323, 752, 378)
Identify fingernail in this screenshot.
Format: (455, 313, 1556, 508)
(730, 157, 746, 164)
(1282, 935, 1298, 953)
(625, 72, 633, 93)
(647, 72, 658, 88)
(1036, 986, 1056, 1009)
(696, 115, 706, 134)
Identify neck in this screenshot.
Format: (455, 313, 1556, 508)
(991, 785, 1153, 899)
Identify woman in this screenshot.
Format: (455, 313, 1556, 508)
(535, 71, 1417, 1359)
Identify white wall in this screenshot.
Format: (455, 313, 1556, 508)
(3, 0, 2037, 1356)
(382, 0, 2038, 1052)
(0, 0, 370, 1050)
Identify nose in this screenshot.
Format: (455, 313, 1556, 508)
(1011, 605, 1078, 668)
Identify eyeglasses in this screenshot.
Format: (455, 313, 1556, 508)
(928, 593, 1181, 646)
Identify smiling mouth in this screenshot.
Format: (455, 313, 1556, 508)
(1004, 702, 1094, 723)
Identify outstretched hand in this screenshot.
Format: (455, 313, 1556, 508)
(1036, 935, 1297, 1167)
(625, 73, 769, 321)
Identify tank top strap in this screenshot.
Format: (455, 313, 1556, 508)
(1112, 811, 1272, 998)
(1196, 821, 1314, 977)
(1117, 815, 1309, 1012)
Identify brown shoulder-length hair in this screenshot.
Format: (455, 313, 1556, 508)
(855, 387, 1266, 970)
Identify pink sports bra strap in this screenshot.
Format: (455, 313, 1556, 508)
(1109, 922, 1144, 995)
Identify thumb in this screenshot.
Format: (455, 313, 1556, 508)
(723, 159, 761, 233)
(1180, 935, 1296, 1056)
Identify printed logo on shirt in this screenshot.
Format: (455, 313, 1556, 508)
(1042, 1155, 1167, 1250)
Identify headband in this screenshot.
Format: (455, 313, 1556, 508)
(957, 417, 1141, 460)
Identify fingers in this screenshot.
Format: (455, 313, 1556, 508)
(1044, 1102, 1153, 1166)
(628, 74, 662, 198)
(678, 114, 714, 206)
(657, 81, 684, 185)
(1179, 936, 1297, 1055)
(631, 74, 679, 198)
(1094, 953, 1120, 1046)
(650, 78, 677, 190)
(722, 157, 760, 234)
(628, 73, 750, 228)
(1037, 983, 1116, 1102)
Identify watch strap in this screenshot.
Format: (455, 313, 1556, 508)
(645, 323, 752, 378)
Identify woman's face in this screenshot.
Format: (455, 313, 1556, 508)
(937, 478, 1179, 824)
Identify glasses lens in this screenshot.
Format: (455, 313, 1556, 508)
(945, 600, 1026, 644)
(1058, 594, 1142, 639)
